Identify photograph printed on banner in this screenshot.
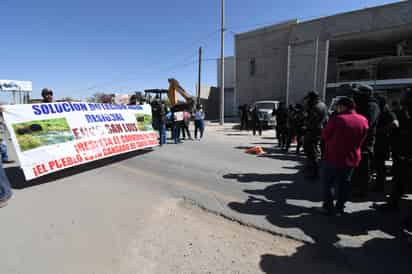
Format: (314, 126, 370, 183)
(135, 113, 153, 131)
(12, 118, 74, 152)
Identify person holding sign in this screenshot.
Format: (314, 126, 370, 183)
(0, 106, 12, 208)
(41, 88, 54, 103)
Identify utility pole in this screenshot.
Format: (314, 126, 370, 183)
(286, 45, 291, 106)
(197, 46, 202, 107)
(313, 37, 319, 92)
(220, 0, 225, 125)
(322, 40, 330, 102)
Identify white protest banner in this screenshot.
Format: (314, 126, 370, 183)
(2, 102, 158, 180)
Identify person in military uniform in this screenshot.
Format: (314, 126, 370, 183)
(274, 102, 288, 148)
(373, 96, 398, 193)
(351, 84, 380, 197)
(285, 105, 296, 152)
(293, 104, 306, 154)
(382, 89, 412, 211)
(303, 91, 328, 179)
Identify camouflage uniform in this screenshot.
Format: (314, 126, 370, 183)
(303, 92, 328, 179)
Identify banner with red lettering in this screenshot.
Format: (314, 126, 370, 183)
(2, 102, 158, 180)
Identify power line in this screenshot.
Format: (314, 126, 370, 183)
(79, 30, 221, 94)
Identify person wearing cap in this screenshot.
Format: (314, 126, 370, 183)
(320, 97, 369, 215)
(41, 88, 54, 103)
(303, 91, 328, 179)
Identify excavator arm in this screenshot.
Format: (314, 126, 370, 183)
(167, 78, 192, 106)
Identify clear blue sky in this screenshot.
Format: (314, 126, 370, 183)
(0, 0, 400, 101)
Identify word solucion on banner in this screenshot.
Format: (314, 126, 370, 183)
(2, 102, 158, 180)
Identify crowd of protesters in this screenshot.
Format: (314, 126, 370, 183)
(149, 97, 205, 146)
(240, 85, 412, 237)
(97, 93, 206, 146)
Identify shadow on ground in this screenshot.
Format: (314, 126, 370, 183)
(6, 149, 153, 189)
(224, 148, 412, 274)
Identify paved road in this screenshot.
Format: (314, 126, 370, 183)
(1, 123, 411, 273)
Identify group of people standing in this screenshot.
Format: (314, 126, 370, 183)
(150, 98, 205, 145)
(243, 86, 412, 236)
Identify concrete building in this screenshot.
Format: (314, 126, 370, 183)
(235, 1, 412, 106)
(217, 56, 236, 116)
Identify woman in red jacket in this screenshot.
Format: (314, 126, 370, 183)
(321, 97, 369, 216)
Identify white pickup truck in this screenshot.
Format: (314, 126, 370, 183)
(251, 101, 280, 128)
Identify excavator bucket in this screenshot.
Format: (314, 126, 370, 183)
(168, 78, 195, 112)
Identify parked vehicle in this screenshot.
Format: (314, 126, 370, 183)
(250, 100, 280, 128)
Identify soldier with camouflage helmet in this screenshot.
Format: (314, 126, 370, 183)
(303, 91, 328, 180)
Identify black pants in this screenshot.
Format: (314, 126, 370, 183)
(374, 153, 388, 191)
(240, 116, 248, 131)
(277, 126, 288, 148)
(352, 151, 372, 197)
(296, 132, 304, 153)
(303, 132, 321, 178)
(286, 128, 297, 150)
(388, 157, 410, 207)
(252, 120, 262, 136)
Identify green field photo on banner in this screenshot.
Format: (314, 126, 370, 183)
(12, 118, 74, 152)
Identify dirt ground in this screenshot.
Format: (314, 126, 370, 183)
(115, 198, 355, 274)
(117, 198, 299, 274)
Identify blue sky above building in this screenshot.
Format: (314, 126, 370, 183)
(0, 0, 400, 101)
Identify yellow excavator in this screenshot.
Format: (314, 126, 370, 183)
(167, 78, 195, 111)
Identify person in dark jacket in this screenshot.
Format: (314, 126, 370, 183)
(381, 89, 412, 211)
(373, 96, 398, 192)
(157, 102, 167, 146)
(285, 105, 296, 152)
(150, 96, 161, 130)
(351, 84, 380, 197)
(399, 90, 412, 239)
(303, 91, 328, 179)
(251, 106, 263, 136)
(274, 102, 288, 148)
(320, 97, 369, 215)
(239, 104, 249, 131)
